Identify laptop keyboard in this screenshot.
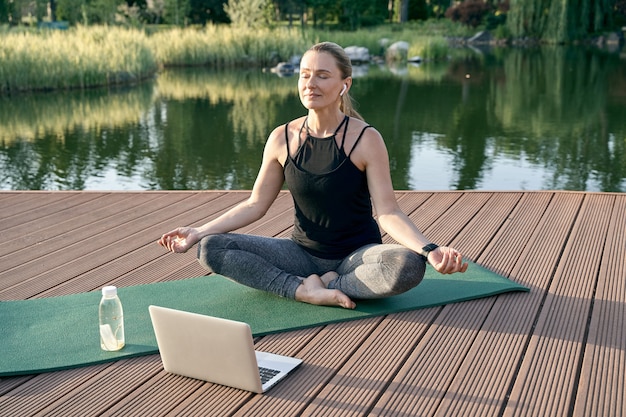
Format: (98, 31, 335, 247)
(259, 367, 280, 384)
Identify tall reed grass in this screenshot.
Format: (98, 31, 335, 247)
(150, 25, 311, 67)
(1, 22, 464, 94)
(148, 24, 460, 68)
(0, 26, 156, 94)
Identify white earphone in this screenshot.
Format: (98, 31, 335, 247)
(340, 84, 347, 96)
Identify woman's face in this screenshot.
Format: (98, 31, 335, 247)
(298, 51, 348, 111)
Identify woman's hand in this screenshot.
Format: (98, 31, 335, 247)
(158, 227, 201, 253)
(427, 246, 469, 274)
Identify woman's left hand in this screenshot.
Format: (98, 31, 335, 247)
(427, 246, 469, 274)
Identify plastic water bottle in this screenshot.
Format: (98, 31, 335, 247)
(99, 285, 125, 351)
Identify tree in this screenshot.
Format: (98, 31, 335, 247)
(308, 0, 338, 27)
(89, 0, 120, 23)
(0, 0, 12, 22)
(408, 0, 429, 20)
(224, 0, 270, 28)
(617, 0, 626, 26)
(507, 0, 615, 43)
(188, 0, 229, 24)
(340, 0, 387, 29)
(163, 0, 191, 25)
(270, 0, 304, 26)
(56, 0, 85, 23)
(398, 0, 408, 22)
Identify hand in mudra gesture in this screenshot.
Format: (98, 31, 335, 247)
(427, 246, 469, 274)
(158, 227, 201, 253)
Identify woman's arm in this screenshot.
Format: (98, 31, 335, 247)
(158, 127, 286, 253)
(357, 128, 468, 274)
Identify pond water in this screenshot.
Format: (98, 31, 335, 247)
(1, 46, 625, 192)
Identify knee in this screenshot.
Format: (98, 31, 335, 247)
(381, 248, 426, 295)
(196, 234, 234, 272)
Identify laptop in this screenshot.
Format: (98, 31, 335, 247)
(148, 305, 302, 393)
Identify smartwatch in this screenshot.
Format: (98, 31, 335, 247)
(421, 243, 439, 259)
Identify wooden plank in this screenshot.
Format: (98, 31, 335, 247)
(573, 194, 626, 417)
(480, 192, 554, 276)
(371, 192, 582, 417)
(0, 192, 71, 222)
(0, 375, 34, 395)
(268, 194, 505, 416)
(103, 319, 384, 416)
(36, 192, 293, 298)
(450, 192, 523, 261)
(366, 194, 534, 416)
(0, 193, 194, 288)
(0, 363, 112, 416)
(31, 357, 162, 416)
(2, 193, 100, 231)
(424, 192, 493, 247)
(503, 194, 615, 416)
(0, 192, 163, 264)
(405, 192, 464, 234)
(0, 192, 301, 415)
(0, 192, 236, 299)
(0, 192, 114, 250)
(432, 192, 583, 417)
(297, 309, 440, 417)
(232, 319, 385, 417)
(375, 299, 496, 417)
(0, 191, 622, 417)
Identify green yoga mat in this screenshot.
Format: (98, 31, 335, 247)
(0, 262, 528, 377)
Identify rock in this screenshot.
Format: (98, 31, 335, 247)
(344, 46, 370, 64)
(606, 32, 623, 45)
(386, 41, 409, 62)
(269, 62, 296, 75)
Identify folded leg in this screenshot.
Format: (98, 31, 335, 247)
(328, 244, 426, 299)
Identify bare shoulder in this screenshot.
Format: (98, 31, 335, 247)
(346, 118, 388, 170)
(266, 116, 306, 165)
(268, 116, 306, 141)
(348, 117, 385, 148)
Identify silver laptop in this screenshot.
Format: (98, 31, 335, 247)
(148, 305, 302, 393)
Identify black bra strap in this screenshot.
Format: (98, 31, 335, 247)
(284, 121, 293, 156)
(338, 116, 350, 151)
(334, 115, 348, 135)
(347, 125, 372, 158)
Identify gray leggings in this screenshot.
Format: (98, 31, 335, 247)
(197, 233, 426, 300)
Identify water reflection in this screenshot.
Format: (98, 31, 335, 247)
(0, 46, 625, 192)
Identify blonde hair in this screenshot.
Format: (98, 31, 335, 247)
(305, 42, 364, 121)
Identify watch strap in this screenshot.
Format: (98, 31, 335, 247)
(421, 243, 439, 258)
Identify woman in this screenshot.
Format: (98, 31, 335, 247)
(158, 41, 468, 309)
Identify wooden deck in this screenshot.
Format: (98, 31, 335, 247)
(0, 190, 624, 417)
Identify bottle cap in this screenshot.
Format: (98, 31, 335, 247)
(102, 285, 118, 297)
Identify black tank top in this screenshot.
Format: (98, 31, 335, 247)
(284, 116, 382, 259)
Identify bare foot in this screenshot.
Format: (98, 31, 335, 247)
(319, 271, 339, 287)
(295, 274, 355, 309)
